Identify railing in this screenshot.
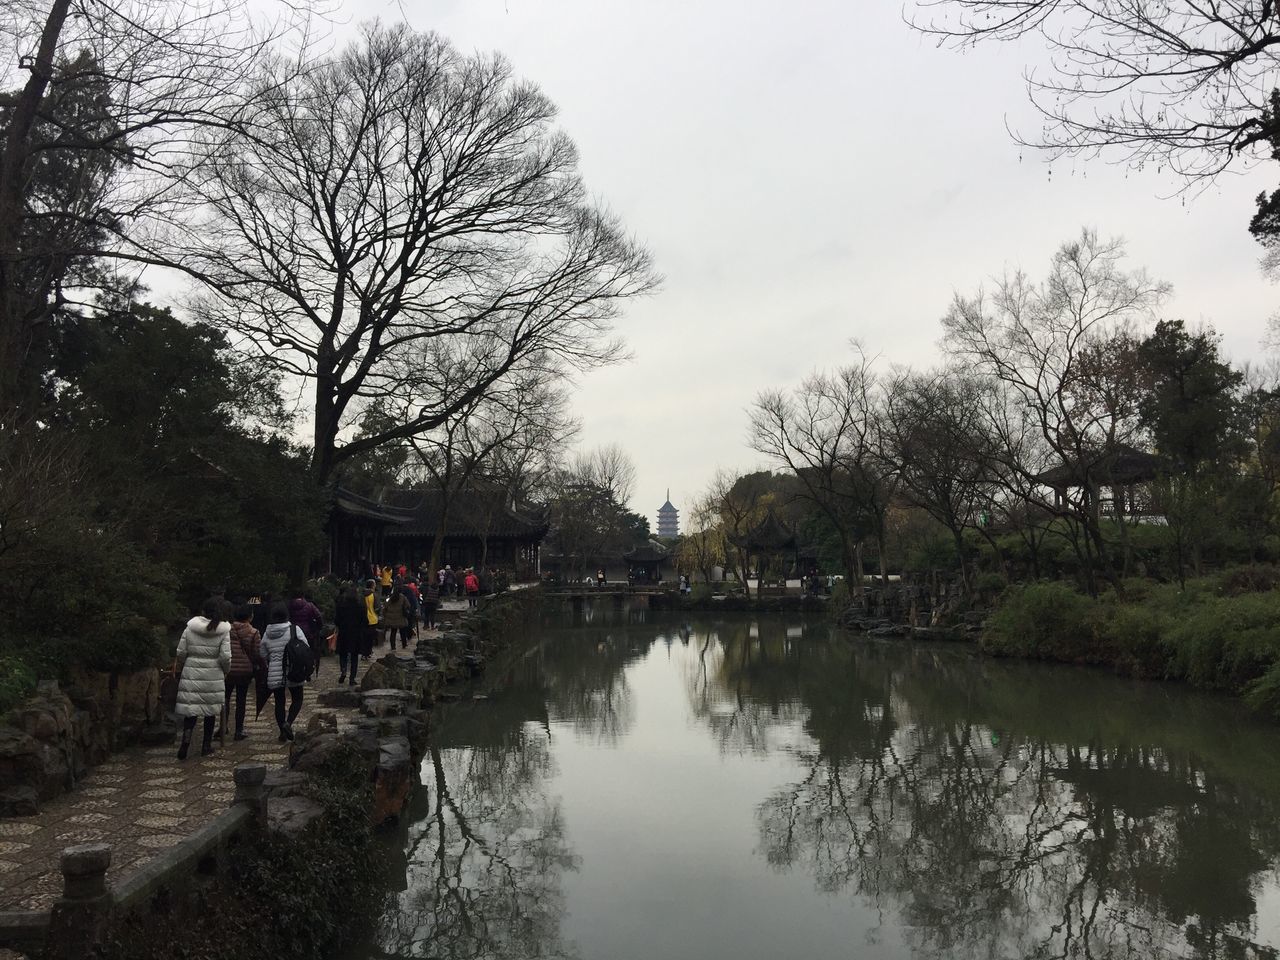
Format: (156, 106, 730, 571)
(0, 763, 268, 959)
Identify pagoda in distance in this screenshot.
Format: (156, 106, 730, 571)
(657, 490, 679, 539)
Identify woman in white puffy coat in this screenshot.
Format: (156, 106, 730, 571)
(175, 597, 232, 760)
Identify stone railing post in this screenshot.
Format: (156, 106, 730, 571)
(232, 762, 268, 827)
(45, 843, 113, 960)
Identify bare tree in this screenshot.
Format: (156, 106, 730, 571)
(676, 493, 726, 585)
(706, 468, 773, 594)
(406, 365, 575, 575)
(908, 0, 1280, 180)
(749, 348, 887, 594)
(942, 229, 1166, 593)
(0, 0, 297, 413)
(182, 22, 656, 483)
(882, 369, 1002, 592)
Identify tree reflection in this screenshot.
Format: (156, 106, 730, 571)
(746, 640, 1280, 960)
(372, 724, 581, 959)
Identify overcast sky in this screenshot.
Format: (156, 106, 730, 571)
(338, 0, 1276, 530)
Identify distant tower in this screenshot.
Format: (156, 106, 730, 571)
(657, 490, 679, 539)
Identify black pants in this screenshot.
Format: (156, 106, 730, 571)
(398, 624, 412, 647)
(224, 676, 250, 733)
(422, 603, 436, 629)
(273, 686, 303, 729)
(182, 715, 215, 744)
(339, 650, 360, 680)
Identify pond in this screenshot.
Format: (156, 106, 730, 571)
(350, 609, 1280, 960)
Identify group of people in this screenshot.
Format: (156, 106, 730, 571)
(172, 589, 326, 758)
(171, 563, 509, 759)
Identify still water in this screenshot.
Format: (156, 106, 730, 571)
(356, 611, 1280, 960)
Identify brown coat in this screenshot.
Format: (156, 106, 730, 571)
(228, 621, 262, 680)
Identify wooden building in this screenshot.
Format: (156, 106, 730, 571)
(326, 484, 548, 581)
(1035, 443, 1170, 521)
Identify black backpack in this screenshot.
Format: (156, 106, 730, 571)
(283, 625, 313, 684)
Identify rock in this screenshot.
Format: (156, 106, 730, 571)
(267, 795, 324, 839)
(0, 725, 67, 804)
(289, 732, 346, 773)
(360, 689, 417, 718)
(316, 688, 362, 709)
(0, 786, 38, 817)
(372, 736, 412, 826)
(263, 769, 308, 800)
(357, 661, 393, 692)
(306, 712, 338, 735)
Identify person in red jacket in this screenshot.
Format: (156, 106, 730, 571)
(463, 568, 480, 608)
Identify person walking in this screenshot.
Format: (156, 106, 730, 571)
(222, 604, 262, 741)
(464, 568, 480, 608)
(362, 580, 379, 660)
(421, 580, 439, 631)
(381, 586, 409, 648)
(288, 589, 325, 675)
(334, 586, 365, 687)
(403, 577, 420, 641)
(260, 601, 307, 741)
(174, 597, 232, 760)
(443, 565, 456, 599)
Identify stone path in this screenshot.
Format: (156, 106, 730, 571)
(0, 611, 459, 914)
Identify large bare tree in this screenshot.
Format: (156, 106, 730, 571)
(183, 22, 656, 483)
(0, 0, 292, 413)
(909, 0, 1280, 180)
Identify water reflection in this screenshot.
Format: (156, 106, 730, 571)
(362, 615, 1280, 960)
(372, 696, 580, 958)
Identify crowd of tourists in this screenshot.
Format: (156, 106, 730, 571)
(171, 562, 508, 761)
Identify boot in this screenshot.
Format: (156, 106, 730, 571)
(201, 723, 215, 757)
(177, 727, 193, 761)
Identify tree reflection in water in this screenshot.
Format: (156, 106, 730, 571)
(372, 726, 580, 959)
(368, 615, 1280, 960)
(685, 621, 1280, 960)
(368, 626, 656, 959)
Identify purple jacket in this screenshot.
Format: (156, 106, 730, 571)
(288, 598, 324, 643)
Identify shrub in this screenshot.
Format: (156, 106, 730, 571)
(0, 656, 37, 715)
(1218, 564, 1280, 597)
(983, 582, 1098, 660)
(1164, 591, 1280, 691)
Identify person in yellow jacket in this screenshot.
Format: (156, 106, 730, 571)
(361, 580, 379, 659)
(379, 564, 393, 598)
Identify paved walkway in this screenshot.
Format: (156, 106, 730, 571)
(0, 612, 457, 913)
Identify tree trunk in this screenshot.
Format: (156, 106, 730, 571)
(0, 0, 74, 414)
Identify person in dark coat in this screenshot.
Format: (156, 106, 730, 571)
(288, 589, 325, 675)
(333, 586, 365, 687)
(221, 604, 262, 741)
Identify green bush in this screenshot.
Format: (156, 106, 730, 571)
(983, 582, 1098, 660)
(0, 656, 37, 715)
(1164, 591, 1280, 692)
(1218, 564, 1280, 597)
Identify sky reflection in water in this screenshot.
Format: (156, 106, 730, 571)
(361, 611, 1280, 960)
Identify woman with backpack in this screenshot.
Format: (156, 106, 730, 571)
(464, 568, 480, 608)
(174, 597, 232, 760)
(260, 601, 308, 741)
(221, 604, 262, 741)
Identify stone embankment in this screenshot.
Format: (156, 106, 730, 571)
(834, 576, 988, 642)
(0, 669, 166, 818)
